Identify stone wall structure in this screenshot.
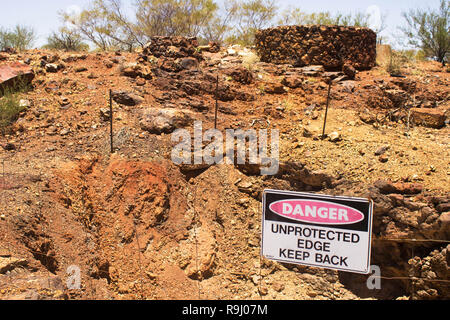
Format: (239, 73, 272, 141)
(142, 36, 202, 60)
(255, 25, 377, 70)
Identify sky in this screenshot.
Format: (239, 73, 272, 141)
(0, 0, 442, 49)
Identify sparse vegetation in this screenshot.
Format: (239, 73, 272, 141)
(385, 51, 405, 75)
(401, 0, 449, 65)
(43, 28, 89, 51)
(279, 8, 370, 27)
(0, 25, 36, 51)
(0, 88, 25, 134)
(0, 76, 32, 135)
(225, 0, 278, 46)
(60, 0, 219, 51)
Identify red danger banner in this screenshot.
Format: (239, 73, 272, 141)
(261, 189, 374, 274)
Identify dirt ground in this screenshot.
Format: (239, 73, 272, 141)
(0, 46, 448, 300)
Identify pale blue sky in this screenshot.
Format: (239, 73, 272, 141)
(0, 0, 441, 48)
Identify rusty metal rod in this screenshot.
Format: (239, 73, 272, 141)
(214, 74, 219, 130)
(109, 89, 114, 153)
(322, 81, 332, 139)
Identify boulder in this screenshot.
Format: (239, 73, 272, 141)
(300, 65, 325, 76)
(281, 76, 303, 88)
(120, 62, 141, 78)
(342, 63, 356, 80)
(222, 65, 254, 84)
(198, 41, 220, 53)
(0, 62, 34, 94)
(178, 57, 199, 70)
(374, 180, 423, 195)
(140, 107, 194, 134)
(264, 82, 286, 94)
(111, 90, 144, 106)
(411, 108, 446, 129)
(0, 256, 28, 274)
(45, 63, 60, 73)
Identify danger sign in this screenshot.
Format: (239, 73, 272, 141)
(261, 189, 373, 274)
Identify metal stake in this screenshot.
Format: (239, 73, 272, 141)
(109, 89, 114, 153)
(322, 81, 332, 139)
(214, 74, 219, 130)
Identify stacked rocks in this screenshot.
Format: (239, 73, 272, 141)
(255, 25, 377, 70)
(142, 36, 202, 60)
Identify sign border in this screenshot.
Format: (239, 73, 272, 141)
(261, 189, 374, 274)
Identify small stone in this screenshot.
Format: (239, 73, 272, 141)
(111, 90, 144, 106)
(342, 63, 356, 80)
(179, 57, 198, 70)
(45, 63, 59, 73)
(379, 155, 389, 163)
(227, 48, 237, 56)
(2, 143, 16, 151)
(19, 99, 31, 108)
(300, 65, 324, 76)
(99, 108, 111, 121)
(237, 198, 249, 206)
(281, 76, 303, 88)
(87, 72, 97, 79)
(259, 285, 268, 296)
(436, 203, 450, 213)
(60, 97, 70, 107)
(328, 131, 341, 142)
(251, 275, 260, 285)
(136, 78, 146, 86)
(375, 145, 390, 156)
(75, 66, 88, 72)
(264, 82, 286, 94)
(302, 127, 313, 138)
(60, 128, 70, 136)
(307, 290, 318, 298)
(359, 111, 376, 124)
(272, 282, 285, 292)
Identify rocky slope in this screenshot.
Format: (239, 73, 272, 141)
(0, 42, 448, 300)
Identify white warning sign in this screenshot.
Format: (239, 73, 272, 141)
(261, 189, 373, 274)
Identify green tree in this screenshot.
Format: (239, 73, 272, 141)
(64, 0, 219, 50)
(93, 0, 145, 51)
(201, 0, 238, 43)
(43, 28, 89, 51)
(278, 7, 371, 28)
(401, 0, 449, 65)
(0, 25, 36, 51)
(227, 0, 278, 45)
(135, 0, 218, 40)
(61, 6, 116, 51)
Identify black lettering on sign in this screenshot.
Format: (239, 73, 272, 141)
(279, 248, 309, 261)
(315, 253, 349, 267)
(297, 239, 331, 252)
